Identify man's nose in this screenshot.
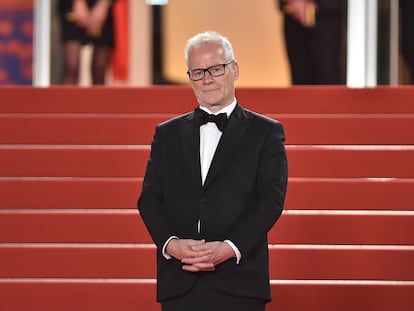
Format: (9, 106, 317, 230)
(202, 70, 215, 82)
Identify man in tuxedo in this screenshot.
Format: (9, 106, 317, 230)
(138, 31, 288, 311)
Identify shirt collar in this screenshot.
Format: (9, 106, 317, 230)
(199, 98, 237, 118)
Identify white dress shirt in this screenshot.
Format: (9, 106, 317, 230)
(199, 99, 237, 184)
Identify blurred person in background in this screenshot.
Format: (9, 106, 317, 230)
(399, 0, 414, 83)
(278, 0, 347, 84)
(58, 0, 115, 84)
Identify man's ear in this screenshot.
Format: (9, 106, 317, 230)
(233, 61, 240, 80)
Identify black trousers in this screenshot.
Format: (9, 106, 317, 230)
(283, 10, 346, 85)
(400, 0, 414, 81)
(161, 276, 267, 311)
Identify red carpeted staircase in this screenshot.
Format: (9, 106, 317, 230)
(1, 86, 413, 310)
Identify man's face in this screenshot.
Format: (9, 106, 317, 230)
(187, 43, 239, 112)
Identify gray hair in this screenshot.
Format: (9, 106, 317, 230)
(184, 31, 235, 66)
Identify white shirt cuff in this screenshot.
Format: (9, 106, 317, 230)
(224, 239, 241, 264)
(162, 236, 179, 259)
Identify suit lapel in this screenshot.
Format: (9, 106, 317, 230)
(202, 104, 251, 190)
(180, 111, 203, 193)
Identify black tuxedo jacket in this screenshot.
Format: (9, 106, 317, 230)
(138, 103, 288, 302)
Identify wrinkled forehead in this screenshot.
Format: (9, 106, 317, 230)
(188, 42, 227, 66)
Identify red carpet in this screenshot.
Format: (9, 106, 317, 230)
(1, 86, 413, 310)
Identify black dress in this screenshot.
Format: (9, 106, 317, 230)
(58, 0, 115, 47)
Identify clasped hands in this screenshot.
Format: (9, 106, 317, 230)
(69, 0, 111, 37)
(166, 239, 235, 272)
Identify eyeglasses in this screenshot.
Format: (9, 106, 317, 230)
(187, 60, 234, 81)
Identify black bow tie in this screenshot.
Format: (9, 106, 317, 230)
(193, 108, 228, 132)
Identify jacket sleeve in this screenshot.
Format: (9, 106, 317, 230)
(227, 121, 288, 259)
(137, 125, 173, 249)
